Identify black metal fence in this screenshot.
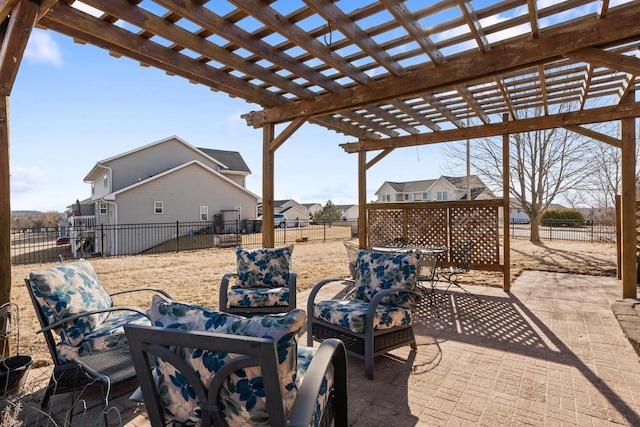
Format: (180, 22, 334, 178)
(11, 218, 614, 266)
(506, 219, 616, 243)
(10, 219, 357, 265)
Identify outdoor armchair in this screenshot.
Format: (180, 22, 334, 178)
(307, 249, 421, 379)
(219, 245, 297, 316)
(24, 258, 172, 415)
(125, 295, 348, 427)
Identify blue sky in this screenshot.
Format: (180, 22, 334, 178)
(9, 27, 447, 212)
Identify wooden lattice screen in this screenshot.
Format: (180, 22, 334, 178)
(366, 200, 503, 271)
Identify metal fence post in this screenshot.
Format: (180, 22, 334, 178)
(176, 221, 179, 253)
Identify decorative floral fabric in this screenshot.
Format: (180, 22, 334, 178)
(297, 346, 334, 427)
(57, 311, 149, 362)
(147, 295, 331, 426)
(226, 286, 289, 308)
(234, 245, 293, 289)
(354, 250, 419, 309)
(29, 259, 114, 347)
(312, 298, 413, 334)
(29, 259, 150, 362)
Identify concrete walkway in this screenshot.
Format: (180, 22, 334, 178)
(14, 270, 640, 426)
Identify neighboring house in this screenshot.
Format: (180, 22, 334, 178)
(274, 199, 311, 223)
(375, 175, 495, 203)
(336, 204, 359, 221)
(81, 135, 259, 255)
(256, 199, 311, 223)
(508, 198, 531, 224)
(301, 203, 322, 217)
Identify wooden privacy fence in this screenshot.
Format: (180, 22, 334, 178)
(366, 199, 504, 272)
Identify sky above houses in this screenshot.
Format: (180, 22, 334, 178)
(10, 27, 450, 212)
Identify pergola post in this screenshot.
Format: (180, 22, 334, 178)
(0, 96, 9, 311)
(502, 114, 511, 292)
(620, 90, 637, 298)
(358, 149, 366, 248)
(262, 123, 275, 248)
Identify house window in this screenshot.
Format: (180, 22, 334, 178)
(103, 173, 108, 189)
(422, 192, 430, 200)
(91, 182, 95, 195)
(382, 194, 390, 202)
(154, 201, 164, 214)
(404, 194, 413, 201)
(437, 191, 448, 201)
(200, 206, 208, 221)
(99, 203, 107, 215)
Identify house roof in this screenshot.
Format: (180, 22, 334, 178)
(197, 148, 251, 174)
(103, 160, 259, 201)
(385, 179, 438, 193)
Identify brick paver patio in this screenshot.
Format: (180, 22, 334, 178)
(14, 270, 640, 426)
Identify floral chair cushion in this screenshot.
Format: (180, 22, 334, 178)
(29, 259, 114, 347)
(234, 245, 293, 289)
(354, 250, 420, 309)
(297, 346, 334, 427)
(147, 295, 308, 426)
(312, 298, 413, 334)
(57, 311, 149, 362)
(226, 286, 290, 308)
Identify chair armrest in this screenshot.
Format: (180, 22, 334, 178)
(365, 288, 421, 323)
(287, 272, 297, 309)
(110, 287, 172, 299)
(219, 273, 236, 312)
(288, 339, 348, 427)
(307, 278, 355, 309)
(38, 306, 150, 334)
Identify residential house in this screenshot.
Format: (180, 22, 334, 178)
(375, 175, 495, 203)
(301, 203, 322, 217)
(274, 200, 311, 223)
(256, 199, 311, 224)
(81, 135, 259, 255)
(508, 198, 531, 224)
(336, 204, 358, 221)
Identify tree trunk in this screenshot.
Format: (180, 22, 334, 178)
(530, 217, 541, 242)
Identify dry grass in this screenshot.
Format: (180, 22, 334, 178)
(8, 238, 617, 363)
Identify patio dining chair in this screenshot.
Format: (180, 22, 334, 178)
(126, 295, 348, 427)
(434, 240, 480, 301)
(219, 245, 297, 316)
(307, 248, 421, 379)
(24, 258, 172, 420)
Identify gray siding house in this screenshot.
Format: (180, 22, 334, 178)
(375, 175, 495, 203)
(82, 136, 259, 255)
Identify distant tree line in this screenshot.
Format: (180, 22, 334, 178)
(11, 211, 63, 229)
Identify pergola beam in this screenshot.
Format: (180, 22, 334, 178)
(340, 102, 640, 152)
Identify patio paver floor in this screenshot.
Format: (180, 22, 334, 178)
(11, 270, 640, 426)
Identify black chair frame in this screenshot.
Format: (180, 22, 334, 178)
(125, 324, 348, 427)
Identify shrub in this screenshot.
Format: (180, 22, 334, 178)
(540, 209, 585, 227)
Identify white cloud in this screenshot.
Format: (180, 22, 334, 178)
(10, 166, 46, 193)
(25, 30, 62, 66)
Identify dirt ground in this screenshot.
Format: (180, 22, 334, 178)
(8, 238, 618, 362)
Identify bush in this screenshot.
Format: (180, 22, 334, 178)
(540, 209, 585, 227)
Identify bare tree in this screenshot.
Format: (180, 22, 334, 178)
(443, 105, 596, 242)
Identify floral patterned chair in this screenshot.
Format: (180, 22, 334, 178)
(125, 295, 348, 427)
(24, 258, 171, 412)
(219, 245, 297, 316)
(307, 249, 421, 379)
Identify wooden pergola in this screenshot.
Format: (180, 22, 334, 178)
(1, 0, 639, 310)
